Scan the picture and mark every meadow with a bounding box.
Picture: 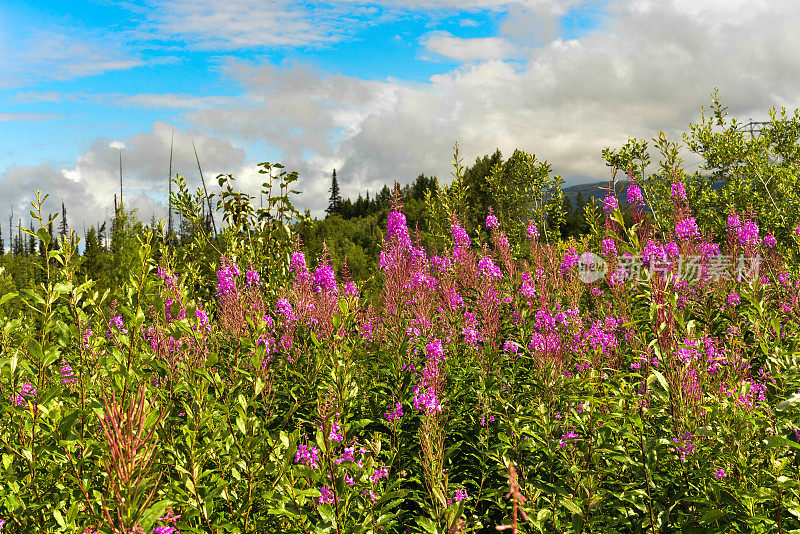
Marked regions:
[1,95,800,533]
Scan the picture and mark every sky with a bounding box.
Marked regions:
[2,0,800,241]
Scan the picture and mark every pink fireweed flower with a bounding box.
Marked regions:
[763,235,777,247]
[275,298,297,322]
[384,402,404,422]
[727,214,741,231]
[344,281,357,297]
[413,386,441,412]
[245,269,262,286]
[673,433,695,462]
[107,315,127,337]
[10,382,37,407]
[335,446,356,464]
[671,182,687,201]
[477,257,502,279]
[194,308,209,330]
[60,363,78,385]
[626,185,644,206]
[737,220,760,247]
[727,293,740,307]
[486,212,499,228]
[520,272,536,298]
[290,251,307,273]
[370,466,389,483]
[387,210,410,241]
[312,264,338,294]
[429,255,452,272]
[714,468,727,480]
[602,195,618,214]
[674,217,700,241]
[558,431,579,448]
[216,265,238,297]
[319,486,338,504]
[663,241,679,258]
[453,488,468,503]
[426,339,445,361]
[526,222,539,239]
[295,444,321,468]
[560,248,579,274]
[495,233,509,250]
[451,223,471,249]
[414,352,445,414]
[82,329,92,348]
[328,421,344,443]
[601,238,616,256]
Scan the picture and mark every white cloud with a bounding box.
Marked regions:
[118,93,236,109]
[6,0,800,224]
[421,32,516,61]
[0,29,143,89]
[0,112,65,122]
[0,123,248,236]
[138,0,556,49]
[179,0,800,218]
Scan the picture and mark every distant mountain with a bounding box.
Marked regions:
[561,176,725,206]
[562,181,629,206]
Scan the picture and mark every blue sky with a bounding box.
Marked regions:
[1,0,798,236]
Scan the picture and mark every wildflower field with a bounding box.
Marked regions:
[2,97,800,533]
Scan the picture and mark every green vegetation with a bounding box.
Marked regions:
[1,94,800,534]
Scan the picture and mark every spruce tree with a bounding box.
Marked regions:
[48,221,58,251]
[326,169,342,216]
[59,201,69,239]
[13,219,22,256]
[28,221,36,256]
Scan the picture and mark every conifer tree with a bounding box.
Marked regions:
[28,220,36,256]
[59,201,69,239]
[326,169,342,216]
[48,221,58,252]
[13,219,22,256]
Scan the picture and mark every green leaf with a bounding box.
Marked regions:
[561,497,584,517]
[651,369,669,393]
[139,500,172,530]
[27,339,44,361]
[416,516,440,534]
[53,509,66,528]
[765,436,800,450]
[700,508,726,524]
[777,392,800,412]
[0,292,17,307]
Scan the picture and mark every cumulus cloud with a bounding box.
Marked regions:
[0,112,65,122]
[0,30,144,89]
[421,32,516,61]
[5,0,800,225]
[180,0,800,218]
[0,123,248,238]
[138,0,546,49]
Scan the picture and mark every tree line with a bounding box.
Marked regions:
[0,147,613,301]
